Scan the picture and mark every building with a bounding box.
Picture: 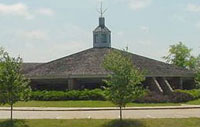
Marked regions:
[22,15,195,94]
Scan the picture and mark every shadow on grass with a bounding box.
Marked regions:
[104,120,146,127]
[0,120,29,127]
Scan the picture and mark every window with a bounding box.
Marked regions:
[101,34,107,43]
[94,34,98,43]
[109,35,111,43]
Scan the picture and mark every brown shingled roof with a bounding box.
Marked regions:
[24,48,195,79]
[22,63,43,73]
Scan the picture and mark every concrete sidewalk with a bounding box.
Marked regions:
[0,105,200,111]
[1,107,200,119]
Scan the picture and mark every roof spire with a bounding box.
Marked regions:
[97,2,107,17]
[93,1,111,48]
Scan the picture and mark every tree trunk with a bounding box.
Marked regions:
[11,103,13,121]
[120,106,122,121]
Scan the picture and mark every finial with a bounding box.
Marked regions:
[97,1,107,17]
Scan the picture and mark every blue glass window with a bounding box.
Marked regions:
[94,34,98,43]
[101,34,107,43]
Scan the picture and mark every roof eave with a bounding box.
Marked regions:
[27,73,195,80]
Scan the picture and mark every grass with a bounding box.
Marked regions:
[0,118,200,127]
[0,98,199,108]
[186,98,200,105]
[1,101,181,107]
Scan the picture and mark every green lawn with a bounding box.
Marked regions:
[1,99,200,108]
[186,99,200,105]
[0,119,200,127]
[1,100,181,107]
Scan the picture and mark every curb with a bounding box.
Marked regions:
[0,106,200,112]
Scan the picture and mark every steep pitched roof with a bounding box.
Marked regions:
[24,48,195,79]
[93,26,111,33]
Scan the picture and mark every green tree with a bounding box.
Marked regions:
[194,55,200,88]
[163,42,200,87]
[103,49,145,120]
[196,72,200,88]
[0,48,31,122]
[163,42,195,69]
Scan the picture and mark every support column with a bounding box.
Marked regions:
[68,79,80,90]
[68,79,75,90]
[163,77,173,92]
[152,77,163,93]
[179,77,183,89]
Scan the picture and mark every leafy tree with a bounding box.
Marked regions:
[163,42,195,69]
[196,72,200,88]
[195,55,200,88]
[0,48,31,121]
[163,42,200,88]
[103,49,145,120]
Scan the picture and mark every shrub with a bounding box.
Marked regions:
[30,89,107,101]
[30,89,200,102]
[169,91,194,103]
[175,89,200,99]
[135,90,195,103]
[135,92,170,103]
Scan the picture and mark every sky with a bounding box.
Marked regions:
[0,0,200,63]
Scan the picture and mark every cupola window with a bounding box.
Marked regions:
[101,34,107,43]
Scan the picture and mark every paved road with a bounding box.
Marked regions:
[0,108,200,119]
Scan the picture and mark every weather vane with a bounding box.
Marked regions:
[97,2,107,17]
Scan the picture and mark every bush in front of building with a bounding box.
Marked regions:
[135,90,195,103]
[30,89,200,102]
[175,89,200,100]
[30,89,107,101]
[134,92,170,103]
[169,91,194,103]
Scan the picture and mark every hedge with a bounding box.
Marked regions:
[135,90,196,103]
[30,89,200,102]
[169,91,194,103]
[175,89,200,99]
[30,89,107,101]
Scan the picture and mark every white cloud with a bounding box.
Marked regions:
[196,22,200,29]
[171,14,187,23]
[99,0,152,10]
[0,3,33,19]
[128,0,152,10]
[137,40,152,45]
[140,26,150,32]
[0,3,55,19]
[186,3,200,12]
[20,30,48,40]
[9,24,91,62]
[36,8,55,16]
